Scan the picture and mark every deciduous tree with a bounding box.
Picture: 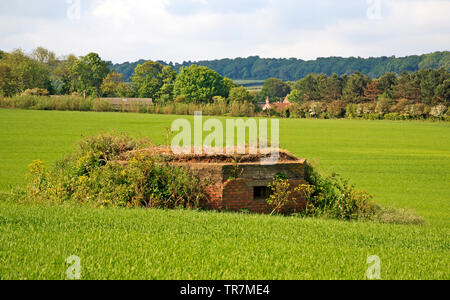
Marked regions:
[131,60,164,99]
[173,65,229,103]
[262,78,291,101]
[228,86,255,103]
[0,63,15,96]
[72,53,110,98]
[363,80,381,102]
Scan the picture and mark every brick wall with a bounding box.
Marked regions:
[203,178,308,214]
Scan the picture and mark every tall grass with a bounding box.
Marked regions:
[0,95,256,117]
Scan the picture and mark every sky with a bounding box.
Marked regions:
[0,0,449,64]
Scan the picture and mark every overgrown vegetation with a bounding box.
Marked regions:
[0,95,258,117]
[0,113,447,280]
[266,165,424,225]
[12,132,425,225]
[13,134,207,209]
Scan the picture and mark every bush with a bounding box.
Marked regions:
[384,113,405,121]
[327,100,346,118]
[302,164,424,224]
[21,88,50,96]
[345,103,358,119]
[303,165,376,220]
[266,174,293,215]
[15,133,207,209]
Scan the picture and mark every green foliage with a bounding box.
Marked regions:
[377,72,398,98]
[342,71,369,102]
[0,95,114,112]
[72,53,110,97]
[0,63,15,97]
[303,164,422,223]
[173,65,229,103]
[267,177,293,215]
[130,61,173,100]
[294,74,319,101]
[101,72,130,97]
[15,134,206,209]
[21,88,50,96]
[286,89,304,103]
[112,51,450,81]
[261,78,291,100]
[228,86,254,103]
[0,49,52,95]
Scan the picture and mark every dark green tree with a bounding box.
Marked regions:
[0,63,15,96]
[131,60,166,99]
[262,78,291,101]
[436,79,450,105]
[342,71,367,103]
[72,53,110,97]
[377,72,397,98]
[158,65,177,101]
[0,49,52,95]
[319,74,343,102]
[294,74,319,101]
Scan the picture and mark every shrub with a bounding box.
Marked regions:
[290,103,307,118]
[375,98,390,115]
[15,133,207,209]
[345,103,358,119]
[21,88,50,96]
[384,113,405,121]
[327,100,346,118]
[266,174,292,215]
[430,105,447,119]
[302,164,424,224]
[303,165,376,220]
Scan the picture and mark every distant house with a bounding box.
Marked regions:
[262,96,292,111]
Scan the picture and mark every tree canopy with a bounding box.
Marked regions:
[72,53,110,97]
[112,51,450,82]
[228,86,255,103]
[261,78,291,100]
[173,65,229,103]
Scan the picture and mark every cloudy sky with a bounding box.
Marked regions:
[0,0,449,63]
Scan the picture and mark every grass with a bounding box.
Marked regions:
[233,79,265,91]
[0,108,449,279]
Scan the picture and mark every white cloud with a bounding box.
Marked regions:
[0,0,448,63]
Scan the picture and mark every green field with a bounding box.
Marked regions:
[234,80,265,91]
[0,109,449,279]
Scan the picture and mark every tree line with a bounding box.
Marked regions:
[112,51,450,82]
[0,47,238,103]
[0,47,449,121]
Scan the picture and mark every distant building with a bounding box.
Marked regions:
[262,96,292,111]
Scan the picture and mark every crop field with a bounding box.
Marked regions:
[0,108,449,280]
[234,80,265,91]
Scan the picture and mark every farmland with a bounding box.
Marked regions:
[233,80,265,91]
[0,109,449,280]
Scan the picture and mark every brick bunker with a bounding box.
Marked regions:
[154,149,309,214]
